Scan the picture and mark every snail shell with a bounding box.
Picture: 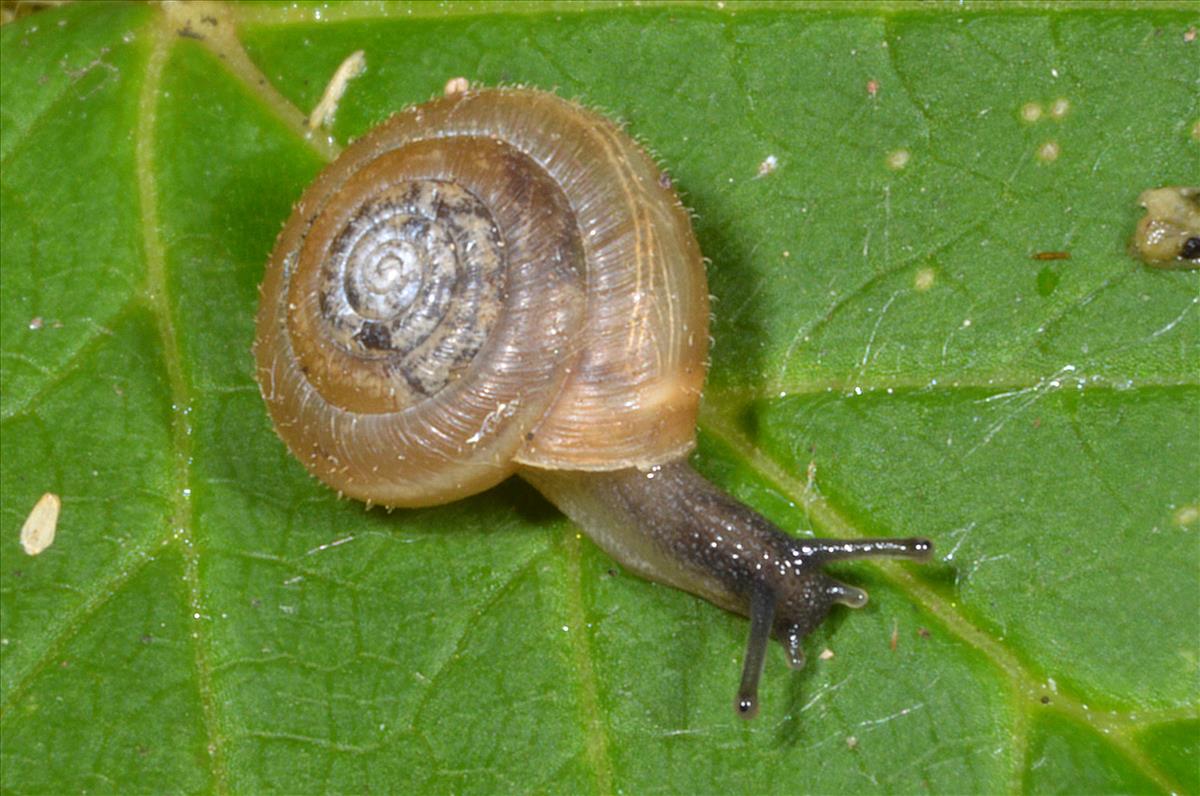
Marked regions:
[255,88,706,507]
[255,87,931,717]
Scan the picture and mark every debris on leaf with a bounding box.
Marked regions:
[308,50,366,130]
[20,492,60,555]
[444,76,470,96]
[1132,186,1200,269]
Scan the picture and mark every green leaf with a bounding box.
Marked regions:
[2,2,1197,792]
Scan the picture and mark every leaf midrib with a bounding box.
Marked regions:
[134,12,229,794]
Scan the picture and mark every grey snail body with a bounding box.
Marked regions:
[254,87,932,717]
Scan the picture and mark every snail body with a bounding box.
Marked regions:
[255,87,931,717]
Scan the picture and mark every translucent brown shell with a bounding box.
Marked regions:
[254,88,709,507]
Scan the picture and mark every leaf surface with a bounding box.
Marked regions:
[2,3,1197,793]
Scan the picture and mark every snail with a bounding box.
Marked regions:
[1132,186,1200,268]
[254,86,933,718]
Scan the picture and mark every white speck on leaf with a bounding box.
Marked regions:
[755,155,778,178]
[308,49,366,130]
[306,535,355,556]
[914,268,935,291]
[1037,140,1060,163]
[1172,504,1198,527]
[855,702,926,730]
[444,76,469,96]
[20,493,60,555]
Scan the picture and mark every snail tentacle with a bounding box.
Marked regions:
[736,584,776,720]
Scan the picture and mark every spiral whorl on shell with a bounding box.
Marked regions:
[255,88,708,507]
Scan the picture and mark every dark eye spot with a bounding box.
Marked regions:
[1181,237,1200,260]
